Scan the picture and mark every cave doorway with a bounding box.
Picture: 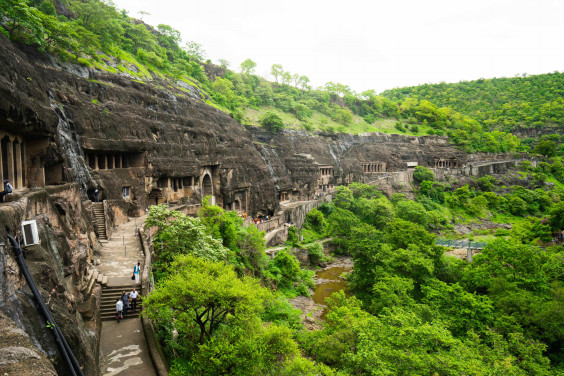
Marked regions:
[202,174,213,198]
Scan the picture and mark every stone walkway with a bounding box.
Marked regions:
[98,216,156,376]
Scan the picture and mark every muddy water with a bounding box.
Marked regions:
[311,263,352,318]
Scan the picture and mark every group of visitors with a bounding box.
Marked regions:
[115,288,139,322]
[115,262,142,322]
[252,215,270,225]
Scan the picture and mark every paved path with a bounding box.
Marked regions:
[98,216,156,376]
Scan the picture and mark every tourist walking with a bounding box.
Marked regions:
[121,291,130,317]
[133,261,141,284]
[94,188,100,202]
[130,288,138,312]
[0,179,13,202]
[116,298,123,323]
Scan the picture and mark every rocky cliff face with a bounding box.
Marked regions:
[0,33,470,373]
[0,34,465,218]
[0,185,99,375]
[250,129,465,201]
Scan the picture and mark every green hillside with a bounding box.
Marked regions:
[381,73,564,134]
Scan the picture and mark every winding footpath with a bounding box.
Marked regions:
[97,216,157,376]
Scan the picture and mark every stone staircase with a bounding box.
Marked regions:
[93,202,107,240]
[81,266,108,297]
[100,285,143,321]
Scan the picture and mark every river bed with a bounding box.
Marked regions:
[289,257,353,329]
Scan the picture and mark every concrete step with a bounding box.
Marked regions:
[100,298,143,305]
[102,285,138,293]
[100,298,143,312]
[102,312,141,321]
[101,295,143,303]
[100,305,143,313]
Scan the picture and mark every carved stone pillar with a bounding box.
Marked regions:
[0,140,3,186]
[6,138,14,185]
[15,142,22,189]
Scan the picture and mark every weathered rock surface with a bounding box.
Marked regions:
[0,185,99,375]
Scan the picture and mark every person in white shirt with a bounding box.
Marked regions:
[130,289,139,312]
[116,298,124,322]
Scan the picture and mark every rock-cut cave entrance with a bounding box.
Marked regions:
[202,174,213,198]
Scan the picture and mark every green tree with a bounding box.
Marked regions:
[144,254,268,344]
[0,0,45,46]
[259,111,284,132]
[413,166,435,183]
[394,199,429,227]
[304,208,326,234]
[534,140,557,157]
[184,40,205,60]
[549,201,564,231]
[144,205,229,279]
[271,64,283,84]
[240,58,257,75]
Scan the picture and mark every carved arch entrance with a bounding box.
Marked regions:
[202,173,213,198]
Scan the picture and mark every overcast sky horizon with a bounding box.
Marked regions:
[112,0,564,94]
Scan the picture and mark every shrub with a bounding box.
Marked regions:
[364,114,375,124]
[260,111,284,132]
[413,166,435,183]
[394,200,429,227]
[507,196,528,216]
[306,242,327,266]
[77,57,92,67]
[494,228,510,237]
[477,176,497,192]
[304,208,326,234]
[286,226,299,246]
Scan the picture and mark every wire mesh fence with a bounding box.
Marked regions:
[435,239,487,249]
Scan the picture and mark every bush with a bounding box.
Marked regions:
[364,114,375,124]
[507,196,528,216]
[260,111,284,132]
[286,226,299,246]
[494,228,510,237]
[77,57,92,67]
[477,176,497,192]
[394,200,429,227]
[306,242,327,266]
[304,208,327,234]
[413,166,435,183]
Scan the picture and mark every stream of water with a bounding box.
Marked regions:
[311,264,352,318]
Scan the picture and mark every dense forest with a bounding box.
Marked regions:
[6,0,563,154]
[382,73,564,134]
[141,158,564,375]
